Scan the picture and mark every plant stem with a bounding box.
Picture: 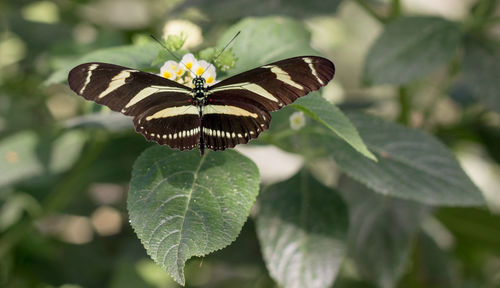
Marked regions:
[397,86,411,125]
[43,134,107,213]
[483,16,500,26]
[353,0,387,24]
[391,0,401,18]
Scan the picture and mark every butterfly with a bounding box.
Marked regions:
[68,56,335,155]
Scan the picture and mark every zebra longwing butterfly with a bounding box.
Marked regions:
[68,56,335,155]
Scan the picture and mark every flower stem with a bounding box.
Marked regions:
[353,0,387,24]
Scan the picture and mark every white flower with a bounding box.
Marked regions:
[192,60,217,86]
[289,111,306,130]
[180,53,197,72]
[203,63,217,86]
[160,53,217,87]
[159,60,177,80]
[162,20,202,49]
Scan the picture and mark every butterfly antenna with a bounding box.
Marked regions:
[214,31,240,61]
[150,34,196,76]
[200,31,240,78]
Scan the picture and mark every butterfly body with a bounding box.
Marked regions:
[68,56,335,155]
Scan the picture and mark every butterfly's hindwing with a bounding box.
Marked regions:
[201,102,271,150]
[134,111,201,151]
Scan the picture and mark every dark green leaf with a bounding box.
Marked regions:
[292,93,376,161]
[436,207,500,254]
[328,112,484,206]
[174,0,342,21]
[127,147,260,285]
[363,17,461,85]
[218,17,318,74]
[256,170,348,288]
[407,233,457,287]
[463,41,500,114]
[45,42,159,85]
[338,176,428,288]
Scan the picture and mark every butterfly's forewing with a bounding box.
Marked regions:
[203,56,335,150]
[68,62,200,150]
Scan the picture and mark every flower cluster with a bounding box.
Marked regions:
[159,53,217,87]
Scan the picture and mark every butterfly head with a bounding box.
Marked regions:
[192,77,206,91]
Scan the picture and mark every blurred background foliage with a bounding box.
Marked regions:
[1,0,500,287]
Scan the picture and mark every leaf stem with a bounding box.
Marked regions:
[397,86,411,125]
[353,0,387,24]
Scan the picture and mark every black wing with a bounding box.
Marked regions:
[202,56,335,150]
[68,62,200,151]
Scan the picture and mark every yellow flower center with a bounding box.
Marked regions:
[195,67,204,76]
[206,76,214,84]
[162,71,172,79]
[185,62,193,69]
[175,68,184,76]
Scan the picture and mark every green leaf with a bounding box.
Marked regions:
[327,112,484,206]
[338,176,428,288]
[256,170,348,288]
[45,42,159,85]
[218,17,318,74]
[463,41,500,114]
[127,147,260,285]
[363,17,461,85]
[292,93,376,161]
[0,130,86,188]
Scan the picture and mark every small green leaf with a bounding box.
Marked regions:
[292,93,376,161]
[338,176,428,288]
[127,147,260,285]
[198,47,217,62]
[363,17,461,85]
[327,112,484,206]
[213,49,237,72]
[463,41,500,114]
[0,132,40,188]
[49,130,88,173]
[45,42,159,85]
[64,113,133,132]
[218,17,318,74]
[164,33,186,51]
[256,170,348,288]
